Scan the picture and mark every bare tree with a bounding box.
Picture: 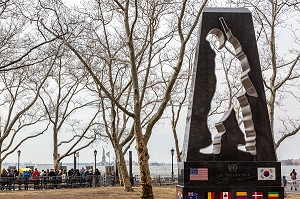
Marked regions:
[97,84,134,191]
[36,0,209,197]
[0,1,59,170]
[39,46,101,170]
[0,0,60,72]
[169,47,194,162]
[228,0,300,151]
[17,0,136,190]
[0,58,53,171]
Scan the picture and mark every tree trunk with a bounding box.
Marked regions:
[115,146,133,191]
[137,142,153,199]
[172,125,182,162]
[268,91,276,133]
[0,142,3,172]
[53,127,59,170]
[53,130,59,170]
[54,158,59,171]
[0,146,2,172]
[116,159,124,186]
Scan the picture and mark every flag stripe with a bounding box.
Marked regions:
[190,168,208,181]
[208,192,215,199]
[236,192,247,196]
[268,192,279,199]
[236,192,247,199]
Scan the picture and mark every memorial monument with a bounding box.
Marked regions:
[176,8,284,199]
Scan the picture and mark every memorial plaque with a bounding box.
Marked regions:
[177,7,284,199]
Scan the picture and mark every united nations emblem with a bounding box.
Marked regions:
[228,164,238,172]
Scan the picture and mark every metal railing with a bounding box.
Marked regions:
[0,175,114,190]
[133,175,178,186]
[0,174,177,191]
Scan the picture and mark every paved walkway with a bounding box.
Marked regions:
[286,182,300,194]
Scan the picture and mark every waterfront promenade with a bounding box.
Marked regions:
[286,182,300,194]
[0,186,175,199]
[0,186,299,199]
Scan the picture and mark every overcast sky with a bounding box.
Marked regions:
[2,1,300,168]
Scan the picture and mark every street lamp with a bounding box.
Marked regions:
[171,148,174,181]
[74,152,77,170]
[94,149,97,174]
[76,151,79,169]
[17,150,21,173]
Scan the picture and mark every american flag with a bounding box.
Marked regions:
[189,168,208,181]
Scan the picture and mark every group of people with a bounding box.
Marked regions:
[1,167,106,190]
[0,168,16,190]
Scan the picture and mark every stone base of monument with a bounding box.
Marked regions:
[176,161,284,199]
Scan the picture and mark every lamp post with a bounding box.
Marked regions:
[76,151,79,169]
[94,149,97,174]
[171,148,174,181]
[129,151,133,185]
[74,152,77,170]
[17,150,21,173]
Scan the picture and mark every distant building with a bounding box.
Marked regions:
[292,159,300,165]
[280,159,300,166]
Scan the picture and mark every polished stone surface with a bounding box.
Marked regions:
[178,161,282,187]
[181,7,276,162]
[178,7,282,199]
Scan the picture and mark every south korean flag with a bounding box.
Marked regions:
[257,167,276,180]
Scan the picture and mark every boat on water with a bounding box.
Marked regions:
[149,161,164,166]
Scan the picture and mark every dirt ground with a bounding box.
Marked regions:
[0,186,174,199]
[0,187,299,199]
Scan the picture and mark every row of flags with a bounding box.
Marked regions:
[184,167,279,199]
[189,167,276,181]
[181,191,280,199]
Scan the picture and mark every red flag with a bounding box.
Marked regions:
[220,192,231,199]
[252,192,263,199]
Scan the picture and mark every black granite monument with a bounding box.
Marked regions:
[176,8,284,199]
